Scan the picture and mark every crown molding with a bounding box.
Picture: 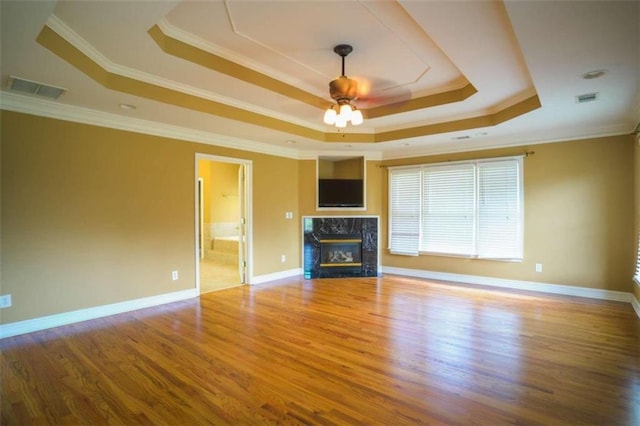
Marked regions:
[381,124,634,160]
[46,15,322,132]
[0,91,301,159]
[297,150,384,161]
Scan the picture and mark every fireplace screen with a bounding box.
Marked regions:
[320,238,362,267]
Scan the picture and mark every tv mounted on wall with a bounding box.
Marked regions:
[318,179,364,208]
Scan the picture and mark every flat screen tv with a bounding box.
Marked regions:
[318,179,364,208]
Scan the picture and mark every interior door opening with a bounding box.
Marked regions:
[196,155,251,294]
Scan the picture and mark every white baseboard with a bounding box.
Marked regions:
[382,266,636,306]
[250,268,302,285]
[0,288,198,339]
[4,269,637,340]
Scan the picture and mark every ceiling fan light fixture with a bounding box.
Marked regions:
[339,103,353,121]
[351,108,363,125]
[323,106,337,125]
[324,44,363,128]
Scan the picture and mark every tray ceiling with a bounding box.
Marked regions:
[1,1,637,158]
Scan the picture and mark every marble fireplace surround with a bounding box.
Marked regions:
[303,216,379,279]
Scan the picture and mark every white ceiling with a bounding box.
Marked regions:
[1,0,638,159]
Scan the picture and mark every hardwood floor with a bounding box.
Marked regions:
[2,275,639,425]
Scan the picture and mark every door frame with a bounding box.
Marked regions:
[195,153,253,293]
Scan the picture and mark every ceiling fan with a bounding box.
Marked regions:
[323,44,364,128]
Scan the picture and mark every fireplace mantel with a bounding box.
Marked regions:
[303,216,379,279]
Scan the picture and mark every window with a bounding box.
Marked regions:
[389,157,523,260]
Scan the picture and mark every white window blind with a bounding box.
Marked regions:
[388,157,523,260]
[389,168,421,255]
[422,164,475,255]
[477,160,522,259]
[634,233,640,284]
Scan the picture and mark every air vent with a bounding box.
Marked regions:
[576,92,599,104]
[7,76,67,99]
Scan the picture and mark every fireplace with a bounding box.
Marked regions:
[303,216,379,279]
[320,235,362,269]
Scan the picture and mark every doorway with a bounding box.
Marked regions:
[195,154,252,293]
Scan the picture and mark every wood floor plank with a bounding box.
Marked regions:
[1,275,639,425]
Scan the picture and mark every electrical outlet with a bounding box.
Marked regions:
[281,254,286,263]
[0,294,12,308]
[172,270,179,280]
[535,263,543,273]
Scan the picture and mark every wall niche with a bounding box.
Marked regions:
[317,156,365,210]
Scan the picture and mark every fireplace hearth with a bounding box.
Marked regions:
[303,217,378,279]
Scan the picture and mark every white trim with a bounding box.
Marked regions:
[0,92,388,161]
[0,289,198,339]
[382,266,634,303]
[195,154,253,291]
[46,16,321,132]
[250,268,302,285]
[381,126,633,161]
[0,92,300,159]
[298,150,383,161]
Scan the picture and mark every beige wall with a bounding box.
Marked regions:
[208,161,240,224]
[1,109,635,326]
[381,135,636,293]
[1,111,299,324]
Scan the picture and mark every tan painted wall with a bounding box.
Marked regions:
[209,161,240,224]
[0,111,299,324]
[2,110,634,325]
[333,158,364,179]
[252,154,300,272]
[381,135,636,293]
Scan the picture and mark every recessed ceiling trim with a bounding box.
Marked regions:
[324,95,541,143]
[37,24,325,141]
[37,21,541,145]
[48,15,298,123]
[366,83,477,118]
[148,23,480,119]
[157,18,319,95]
[148,24,329,110]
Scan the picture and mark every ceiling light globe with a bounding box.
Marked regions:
[335,116,347,128]
[323,108,337,125]
[339,103,353,121]
[351,109,363,125]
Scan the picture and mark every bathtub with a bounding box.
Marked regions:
[212,235,240,253]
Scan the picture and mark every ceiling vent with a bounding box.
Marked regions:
[7,76,67,99]
[576,92,599,104]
